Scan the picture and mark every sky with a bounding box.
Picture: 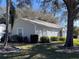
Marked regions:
[0,0,6,7]
[0,0,17,7]
[0,0,79,27]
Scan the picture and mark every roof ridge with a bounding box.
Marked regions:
[21,18,60,28]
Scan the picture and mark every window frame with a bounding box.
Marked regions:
[17,27,23,36]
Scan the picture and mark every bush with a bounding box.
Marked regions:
[30,34,38,43]
[1,35,29,43]
[50,36,58,41]
[40,36,49,43]
[73,35,77,38]
[23,36,29,43]
[59,37,65,41]
[1,34,11,43]
[11,35,23,43]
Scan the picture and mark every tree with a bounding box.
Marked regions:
[40,0,64,15]
[16,0,32,8]
[63,0,79,47]
[4,0,16,47]
[40,0,79,47]
[16,0,58,24]
[9,1,16,30]
[4,0,10,47]
[16,0,33,18]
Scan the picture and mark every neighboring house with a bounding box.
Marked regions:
[9,18,61,41]
[0,24,6,41]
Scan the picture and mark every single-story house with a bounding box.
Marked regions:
[0,18,61,42]
[8,18,61,41]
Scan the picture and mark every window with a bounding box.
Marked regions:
[43,29,47,36]
[17,27,23,36]
[47,31,52,36]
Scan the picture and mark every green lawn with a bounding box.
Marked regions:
[0,43,79,59]
[0,39,79,59]
[51,38,79,46]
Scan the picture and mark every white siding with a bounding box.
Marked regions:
[34,24,60,37]
[62,28,67,37]
[12,19,35,39]
[12,18,60,42]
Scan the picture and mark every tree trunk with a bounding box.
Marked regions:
[63,0,77,47]
[4,0,11,47]
[64,10,74,47]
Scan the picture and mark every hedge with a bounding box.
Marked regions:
[40,36,49,43]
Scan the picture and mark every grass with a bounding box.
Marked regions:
[0,43,79,59]
[51,38,79,46]
[73,39,79,46]
[16,44,33,49]
[0,38,79,59]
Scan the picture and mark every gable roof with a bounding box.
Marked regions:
[21,18,61,29]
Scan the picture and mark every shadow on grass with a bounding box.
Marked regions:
[25,44,79,59]
[0,44,79,59]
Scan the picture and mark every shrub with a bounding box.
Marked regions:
[1,34,11,43]
[50,36,58,41]
[1,35,29,43]
[23,36,29,43]
[59,37,65,41]
[11,35,23,43]
[30,34,38,43]
[73,35,77,38]
[40,36,49,43]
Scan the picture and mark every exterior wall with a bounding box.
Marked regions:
[62,28,67,37]
[12,19,35,40]
[12,19,60,42]
[34,24,60,37]
[0,24,6,41]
